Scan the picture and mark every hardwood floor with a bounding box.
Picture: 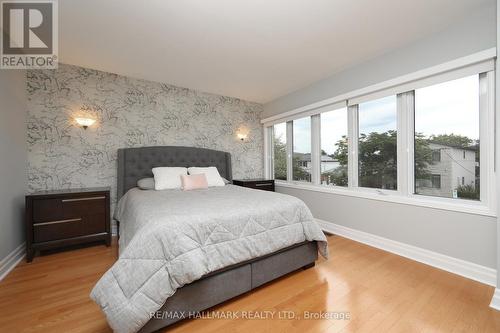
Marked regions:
[1,235,499,333]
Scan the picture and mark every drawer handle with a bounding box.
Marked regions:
[255,183,273,186]
[34,218,82,227]
[62,196,105,203]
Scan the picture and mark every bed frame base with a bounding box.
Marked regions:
[302,262,315,270]
[138,241,318,333]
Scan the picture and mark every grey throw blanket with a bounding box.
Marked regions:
[91,185,328,333]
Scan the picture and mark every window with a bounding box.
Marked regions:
[431,174,441,189]
[320,108,348,186]
[263,56,494,215]
[432,150,441,162]
[414,75,480,201]
[292,117,311,182]
[273,123,287,180]
[358,95,397,190]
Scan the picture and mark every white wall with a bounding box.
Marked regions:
[277,186,496,268]
[265,2,498,270]
[0,70,27,262]
[264,2,496,118]
[496,0,500,289]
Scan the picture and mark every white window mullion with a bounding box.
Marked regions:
[311,115,321,185]
[397,91,414,196]
[264,126,273,179]
[286,121,293,181]
[348,105,359,188]
[479,71,495,211]
[396,93,405,195]
[406,91,415,196]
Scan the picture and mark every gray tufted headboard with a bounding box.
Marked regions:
[117,146,232,198]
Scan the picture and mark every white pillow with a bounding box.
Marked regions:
[187,167,225,187]
[152,167,188,190]
[137,177,155,190]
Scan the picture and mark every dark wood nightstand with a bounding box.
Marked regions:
[25,187,111,262]
[232,179,275,192]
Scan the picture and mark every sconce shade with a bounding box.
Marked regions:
[237,133,247,141]
[75,117,96,129]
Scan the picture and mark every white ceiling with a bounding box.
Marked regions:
[59,0,491,103]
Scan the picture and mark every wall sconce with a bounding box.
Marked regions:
[236,127,249,141]
[237,132,248,141]
[75,117,96,130]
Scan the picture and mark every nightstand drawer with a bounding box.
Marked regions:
[250,182,274,191]
[33,196,106,222]
[33,199,63,222]
[33,217,83,243]
[62,196,106,218]
[84,214,106,235]
[232,179,275,192]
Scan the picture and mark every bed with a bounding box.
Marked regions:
[91,146,328,333]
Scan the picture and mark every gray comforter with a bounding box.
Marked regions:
[90,185,328,333]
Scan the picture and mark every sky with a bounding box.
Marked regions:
[415,74,479,140]
[293,117,311,154]
[274,122,286,144]
[358,95,397,140]
[276,74,480,154]
[321,108,347,155]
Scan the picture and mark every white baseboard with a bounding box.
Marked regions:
[490,288,500,310]
[317,219,497,287]
[0,242,25,282]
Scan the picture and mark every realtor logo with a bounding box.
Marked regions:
[1,0,58,69]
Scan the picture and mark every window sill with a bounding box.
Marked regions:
[275,181,496,217]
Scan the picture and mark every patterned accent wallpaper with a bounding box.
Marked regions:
[27,63,263,208]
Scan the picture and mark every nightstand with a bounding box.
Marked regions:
[232,179,275,192]
[25,187,111,262]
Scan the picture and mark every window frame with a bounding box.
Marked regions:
[431,174,441,189]
[263,55,496,217]
[268,123,288,181]
[432,150,441,162]
[406,71,495,210]
[291,116,313,183]
[318,107,348,187]
[355,94,399,192]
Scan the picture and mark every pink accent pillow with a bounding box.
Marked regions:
[181,173,208,191]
